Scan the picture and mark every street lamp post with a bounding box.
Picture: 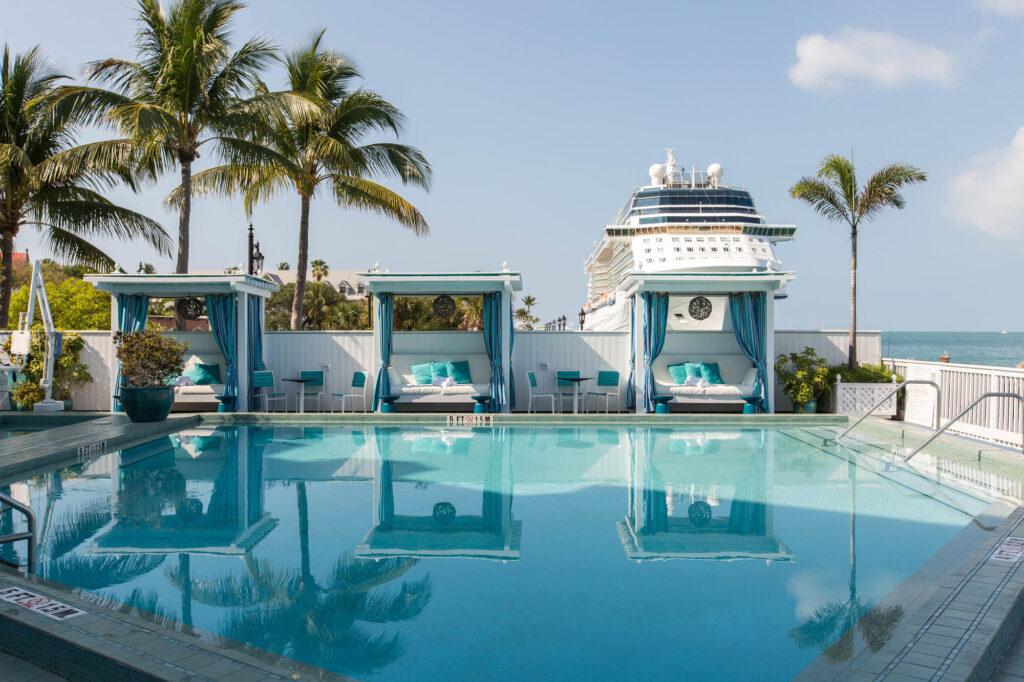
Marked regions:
[578,308,586,331]
[247,223,265,276]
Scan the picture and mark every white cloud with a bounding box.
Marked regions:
[976,0,1024,16]
[788,27,958,92]
[947,127,1024,237]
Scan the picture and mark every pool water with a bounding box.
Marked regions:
[0,424,991,680]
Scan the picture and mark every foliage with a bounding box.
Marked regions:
[310,259,328,282]
[9,379,44,409]
[114,330,188,387]
[17,330,92,400]
[790,155,926,369]
[827,363,901,385]
[515,294,539,329]
[0,45,170,327]
[775,347,830,407]
[277,262,290,270]
[183,30,431,329]
[393,296,482,331]
[8,277,111,330]
[264,282,369,330]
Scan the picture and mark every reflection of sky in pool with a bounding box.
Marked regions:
[1,425,988,680]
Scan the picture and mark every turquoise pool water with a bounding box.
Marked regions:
[0,424,990,680]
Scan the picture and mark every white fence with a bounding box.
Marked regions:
[3,328,882,413]
[885,358,1024,447]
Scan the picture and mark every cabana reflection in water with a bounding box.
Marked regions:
[2,423,988,680]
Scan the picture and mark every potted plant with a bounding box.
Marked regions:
[9,379,44,411]
[824,363,904,419]
[17,330,93,411]
[114,330,188,423]
[775,347,830,414]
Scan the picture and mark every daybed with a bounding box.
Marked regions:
[651,353,758,408]
[171,354,226,412]
[386,354,492,406]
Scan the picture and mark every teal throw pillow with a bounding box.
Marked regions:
[410,362,434,385]
[667,364,689,384]
[683,362,703,379]
[446,360,472,384]
[700,362,723,385]
[430,361,449,381]
[184,363,221,386]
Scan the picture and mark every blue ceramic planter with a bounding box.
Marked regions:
[120,385,175,423]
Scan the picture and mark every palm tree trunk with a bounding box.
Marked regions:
[848,227,857,371]
[290,194,311,330]
[174,158,192,331]
[0,229,14,329]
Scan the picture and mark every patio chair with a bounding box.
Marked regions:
[555,370,581,412]
[332,371,368,413]
[526,371,557,414]
[300,369,326,412]
[586,370,620,413]
[253,370,287,412]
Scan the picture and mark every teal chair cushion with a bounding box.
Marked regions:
[446,360,472,384]
[410,362,434,385]
[667,364,689,384]
[700,362,724,385]
[183,363,221,386]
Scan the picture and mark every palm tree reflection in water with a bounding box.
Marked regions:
[789,460,903,663]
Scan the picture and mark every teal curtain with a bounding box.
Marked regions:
[641,293,669,412]
[113,294,150,410]
[508,301,516,410]
[375,427,395,528]
[205,294,238,405]
[482,292,506,412]
[626,295,636,409]
[246,295,265,411]
[639,433,667,535]
[729,292,768,412]
[372,294,394,411]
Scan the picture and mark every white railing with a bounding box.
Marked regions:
[885,358,1024,447]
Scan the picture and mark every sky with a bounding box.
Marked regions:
[7,0,1024,331]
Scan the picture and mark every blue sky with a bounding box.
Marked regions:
[7,0,1024,331]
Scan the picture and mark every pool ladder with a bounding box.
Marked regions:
[824,380,942,446]
[0,491,35,573]
[903,392,1024,462]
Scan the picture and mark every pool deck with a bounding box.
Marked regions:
[2,411,1024,680]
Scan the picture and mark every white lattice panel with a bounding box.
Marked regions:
[835,382,897,416]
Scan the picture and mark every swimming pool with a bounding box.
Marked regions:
[0,423,995,680]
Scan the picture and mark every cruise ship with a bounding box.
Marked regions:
[582,150,797,331]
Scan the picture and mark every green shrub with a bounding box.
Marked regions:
[114,330,188,387]
[775,347,831,408]
[10,380,44,409]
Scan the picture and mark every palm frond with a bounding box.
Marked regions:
[790,177,851,225]
[329,174,430,235]
[857,163,927,222]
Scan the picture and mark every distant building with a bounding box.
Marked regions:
[260,269,369,300]
[3,251,30,266]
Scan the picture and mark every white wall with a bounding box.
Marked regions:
[12,328,882,412]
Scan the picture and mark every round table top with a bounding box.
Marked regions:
[559,377,593,383]
[283,377,315,383]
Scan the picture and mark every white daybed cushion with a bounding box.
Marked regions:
[174,383,224,396]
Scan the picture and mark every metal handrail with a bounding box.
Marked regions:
[0,491,36,572]
[825,380,942,445]
[904,392,1024,462]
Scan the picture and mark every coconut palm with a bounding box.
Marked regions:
[186,30,431,329]
[56,0,276,328]
[310,258,328,282]
[0,45,170,327]
[521,295,537,316]
[790,156,926,369]
[277,261,290,270]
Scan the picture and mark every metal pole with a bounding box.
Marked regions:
[904,392,1024,462]
[827,379,942,445]
[247,223,255,276]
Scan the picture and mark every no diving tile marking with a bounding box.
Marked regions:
[992,537,1024,563]
[0,586,86,621]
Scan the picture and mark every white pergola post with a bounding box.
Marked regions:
[501,286,512,413]
[237,292,250,411]
[633,295,647,414]
[765,290,776,414]
[370,293,382,412]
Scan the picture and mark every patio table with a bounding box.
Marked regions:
[282,377,315,413]
[560,377,593,414]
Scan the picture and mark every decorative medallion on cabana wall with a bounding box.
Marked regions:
[667,295,729,331]
[432,295,456,319]
[176,297,205,320]
[688,296,712,321]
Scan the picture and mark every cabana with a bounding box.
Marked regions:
[623,271,794,413]
[85,274,277,411]
[360,268,522,413]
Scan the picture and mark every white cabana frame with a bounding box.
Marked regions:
[85,274,278,412]
[360,270,523,413]
[623,271,795,414]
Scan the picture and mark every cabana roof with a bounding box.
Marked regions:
[85,273,277,298]
[360,270,523,295]
[622,271,794,296]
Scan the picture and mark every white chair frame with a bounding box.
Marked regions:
[526,371,558,414]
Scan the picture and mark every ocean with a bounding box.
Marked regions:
[882,331,1024,368]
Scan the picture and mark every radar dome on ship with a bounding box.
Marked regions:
[707,163,723,187]
[648,163,666,185]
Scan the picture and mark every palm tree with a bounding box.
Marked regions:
[790,155,926,369]
[277,261,290,270]
[58,0,276,328]
[310,258,328,282]
[0,46,170,326]
[521,295,537,316]
[187,30,431,329]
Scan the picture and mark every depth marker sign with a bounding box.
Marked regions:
[991,537,1024,563]
[0,586,86,621]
